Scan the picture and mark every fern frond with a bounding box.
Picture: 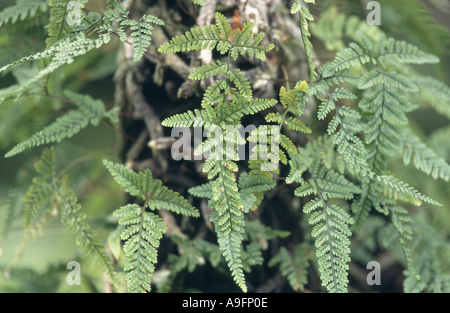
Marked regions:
[291,0,317,83]
[127,14,164,62]
[0,190,24,247]
[238,172,276,194]
[378,35,440,65]
[230,22,275,61]
[22,148,118,286]
[312,68,360,96]
[226,68,252,99]
[3,33,106,102]
[147,183,199,217]
[59,187,117,287]
[296,182,354,293]
[411,75,450,120]
[5,90,118,157]
[322,42,372,77]
[0,0,48,27]
[104,160,198,292]
[188,182,213,199]
[158,13,231,54]
[161,108,217,128]
[279,81,308,111]
[96,1,163,62]
[401,131,450,181]
[377,175,441,206]
[221,98,277,123]
[268,244,310,292]
[314,169,361,200]
[46,0,88,47]
[208,160,247,292]
[189,60,227,80]
[22,177,54,230]
[114,204,166,293]
[0,46,57,75]
[286,135,335,184]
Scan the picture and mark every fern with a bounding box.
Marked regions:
[268,244,311,292]
[46,0,84,47]
[295,169,359,293]
[159,12,278,292]
[1,0,450,294]
[5,90,119,157]
[5,148,117,286]
[0,0,48,28]
[103,160,199,292]
[99,0,164,62]
[291,0,317,83]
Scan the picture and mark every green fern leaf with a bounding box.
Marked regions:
[377,175,442,206]
[378,35,440,64]
[157,13,231,54]
[5,90,118,157]
[322,42,372,77]
[401,131,450,181]
[104,161,198,292]
[114,204,166,293]
[46,0,89,47]
[268,244,310,291]
[0,0,48,27]
[188,182,213,199]
[60,187,117,287]
[296,184,354,293]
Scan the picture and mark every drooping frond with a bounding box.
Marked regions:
[113,204,166,293]
[296,172,357,293]
[208,160,247,292]
[5,90,119,157]
[16,148,118,286]
[377,175,442,206]
[59,186,118,287]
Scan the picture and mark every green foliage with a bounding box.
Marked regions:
[100,0,164,62]
[291,0,317,83]
[1,0,449,294]
[160,12,279,292]
[1,148,117,287]
[268,244,311,292]
[103,161,199,292]
[5,90,119,157]
[0,0,47,28]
